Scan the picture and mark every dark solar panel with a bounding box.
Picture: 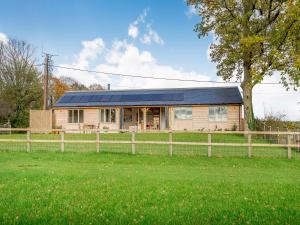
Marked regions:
[60,93,184,104]
[59,95,72,103]
[89,95,101,102]
[54,87,243,107]
[110,95,121,102]
[119,93,183,102]
[69,96,80,103]
[102,95,111,102]
[79,95,90,103]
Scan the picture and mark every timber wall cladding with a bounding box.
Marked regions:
[172,105,240,131]
[54,106,241,131]
[54,108,120,130]
[30,110,52,130]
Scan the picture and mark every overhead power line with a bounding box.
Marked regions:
[36,63,286,85]
[54,65,239,84]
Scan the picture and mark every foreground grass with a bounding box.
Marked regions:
[0,152,299,224]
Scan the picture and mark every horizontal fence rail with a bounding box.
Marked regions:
[1,127,300,135]
[0,128,299,159]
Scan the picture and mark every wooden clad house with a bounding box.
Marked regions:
[53,87,243,131]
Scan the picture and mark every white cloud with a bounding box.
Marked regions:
[127,8,163,45]
[57,37,212,90]
[99,40,210,89]
[77,38,105,68]
[128,24,139,39]
[128,8,149,40]
[0,32,8,44]
[140,25,164,45]
[134,8,149,25]
[185,5,197,18]
[57,38,105,85]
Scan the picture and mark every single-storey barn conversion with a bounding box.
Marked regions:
[53,86,243,131]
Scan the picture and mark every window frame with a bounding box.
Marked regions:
[208,106,228,122]
[68,109,84,124]
[174,107,193,120]
[99,108,116,123]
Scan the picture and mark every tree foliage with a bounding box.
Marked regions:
[88,83,104,91]
[0,39,43,127]
[60,76,88,91]
[188,0,300,130]
[48,77,70,107]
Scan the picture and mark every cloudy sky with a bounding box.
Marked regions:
[0,0,299,120]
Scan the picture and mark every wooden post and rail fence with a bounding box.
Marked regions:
[0,128,299,159]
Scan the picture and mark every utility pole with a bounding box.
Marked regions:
[42,53,57,110]
[43,54,49,110]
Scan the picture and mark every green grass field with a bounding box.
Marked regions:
[0,152,299,224]
[0,132,299,159]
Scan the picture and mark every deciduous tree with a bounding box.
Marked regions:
[0,39,42,127]
[188,0,300,130]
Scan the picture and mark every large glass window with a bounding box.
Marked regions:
[68,109,84,123]
[174,107,192,120]
[100,108,116,123]
[209,106,228,122]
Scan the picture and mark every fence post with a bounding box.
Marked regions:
[247,133,252,158]
[287,134,292,160]
[96,130,100,153]
[26,130,31,152]
[131,131,136,155]
[263,122,266,139]
[60,131,65,153]
[168,130,173,156]
[208,133,212,157]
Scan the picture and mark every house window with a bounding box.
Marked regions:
[100,108,116,123]
[68,109,84,123]
[209,106,228,122]
[174,107,192,120]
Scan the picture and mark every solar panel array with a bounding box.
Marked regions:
[59,93,184,104]
[54,87,243,107]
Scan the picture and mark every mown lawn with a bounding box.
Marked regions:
[0,152,299,225]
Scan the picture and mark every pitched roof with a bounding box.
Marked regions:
[53,86,243,108]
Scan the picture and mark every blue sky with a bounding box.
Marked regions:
[0,0,214,75]
[0,0,299,120]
